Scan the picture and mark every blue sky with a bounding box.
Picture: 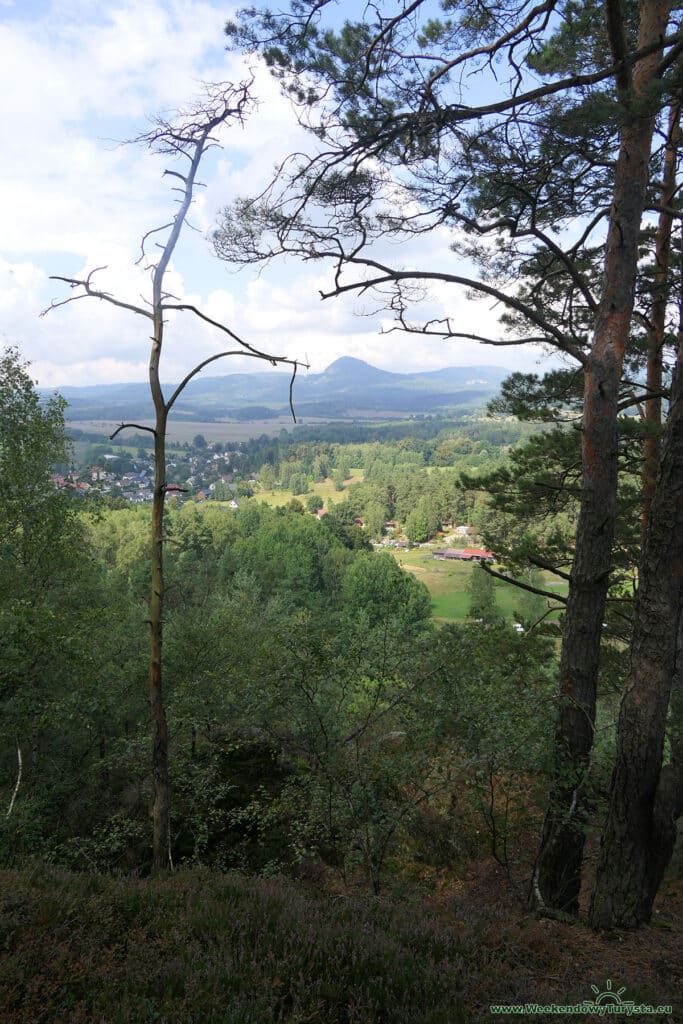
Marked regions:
[1,0,557,388]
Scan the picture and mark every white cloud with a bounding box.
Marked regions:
[1,0,556,390]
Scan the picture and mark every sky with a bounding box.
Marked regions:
[0,0,560,391]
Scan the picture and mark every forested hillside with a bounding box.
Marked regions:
[2,345,681,1020]
[3,351,554,881]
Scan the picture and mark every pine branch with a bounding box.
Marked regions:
[480,560,568,604]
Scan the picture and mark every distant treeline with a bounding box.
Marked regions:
[67,427,155,448]
[240,417,537,472]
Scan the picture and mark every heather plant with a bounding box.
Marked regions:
[0,865,468,1023]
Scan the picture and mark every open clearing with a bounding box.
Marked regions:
[256,472,364,508]
[390,546,567,623]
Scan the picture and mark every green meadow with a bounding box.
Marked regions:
[256,472,364,508]
[391,547,567,624]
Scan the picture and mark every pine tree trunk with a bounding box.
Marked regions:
[641,101,680,546]
[671,612,683,804]
[590,343,683,928]
[535,0,671,913]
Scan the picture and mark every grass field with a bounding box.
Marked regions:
[391,546,567,624]
[256,472,364,508]
[391,549,477,622]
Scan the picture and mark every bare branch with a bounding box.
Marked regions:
[162,170,187,183]
[526,605,566,632]
[528,556,572,581]
[42,270,153,320]
[382,319,553,349]
[289,359,299,423]
[415,28,683,128]
[480,560,569,604]
[6,738,22,818]
[646,203,683,219]
[161,301,288,361]
[420,0,558,101]
[136,223,174,266]
[110,422,157,440]
[618,388,670,412]
[316,253,588,363]
[165,350,306,414]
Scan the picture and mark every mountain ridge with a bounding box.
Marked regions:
[47,357,509,421]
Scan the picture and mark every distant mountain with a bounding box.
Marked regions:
[312,356,398,388]
[49,357,509,422]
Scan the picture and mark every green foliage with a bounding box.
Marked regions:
[405,496,440,543]
[230,612,442,892]
[342,551,432,633]
[488,369,586,422]
[430,622,557,872]
[467,565,497,622]
[363,498,386,538]
[511,568,548,624]
[0,387,564,896]
[305,492,324,513]
[0,350,149,868]
[0,346,69,536]
[258,461,277,490]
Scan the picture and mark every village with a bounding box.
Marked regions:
[49,436,496,563]
[50,438,250,506]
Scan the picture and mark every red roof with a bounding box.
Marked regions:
[439,547,494,560]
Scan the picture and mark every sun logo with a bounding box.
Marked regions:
[585,979,634,1009]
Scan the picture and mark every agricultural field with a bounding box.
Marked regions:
[67,416,315,445]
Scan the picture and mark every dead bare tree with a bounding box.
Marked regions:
[42,81,304,870]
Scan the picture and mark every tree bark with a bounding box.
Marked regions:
[536,0,671,914]
[671,611,683,811]
[590,341,683,928]
[641,100,681,546]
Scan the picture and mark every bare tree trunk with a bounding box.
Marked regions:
[535,0,671,914]
[42,82,299,871]
[590,342,683,928]
[145,120,218,870]
[667,612,683,876]
[150,403,170,870]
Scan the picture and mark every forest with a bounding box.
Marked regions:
[2,0,683,1021]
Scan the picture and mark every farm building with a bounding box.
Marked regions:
[433,548,494,562]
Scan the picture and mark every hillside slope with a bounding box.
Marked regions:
[1,864,679,1023]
